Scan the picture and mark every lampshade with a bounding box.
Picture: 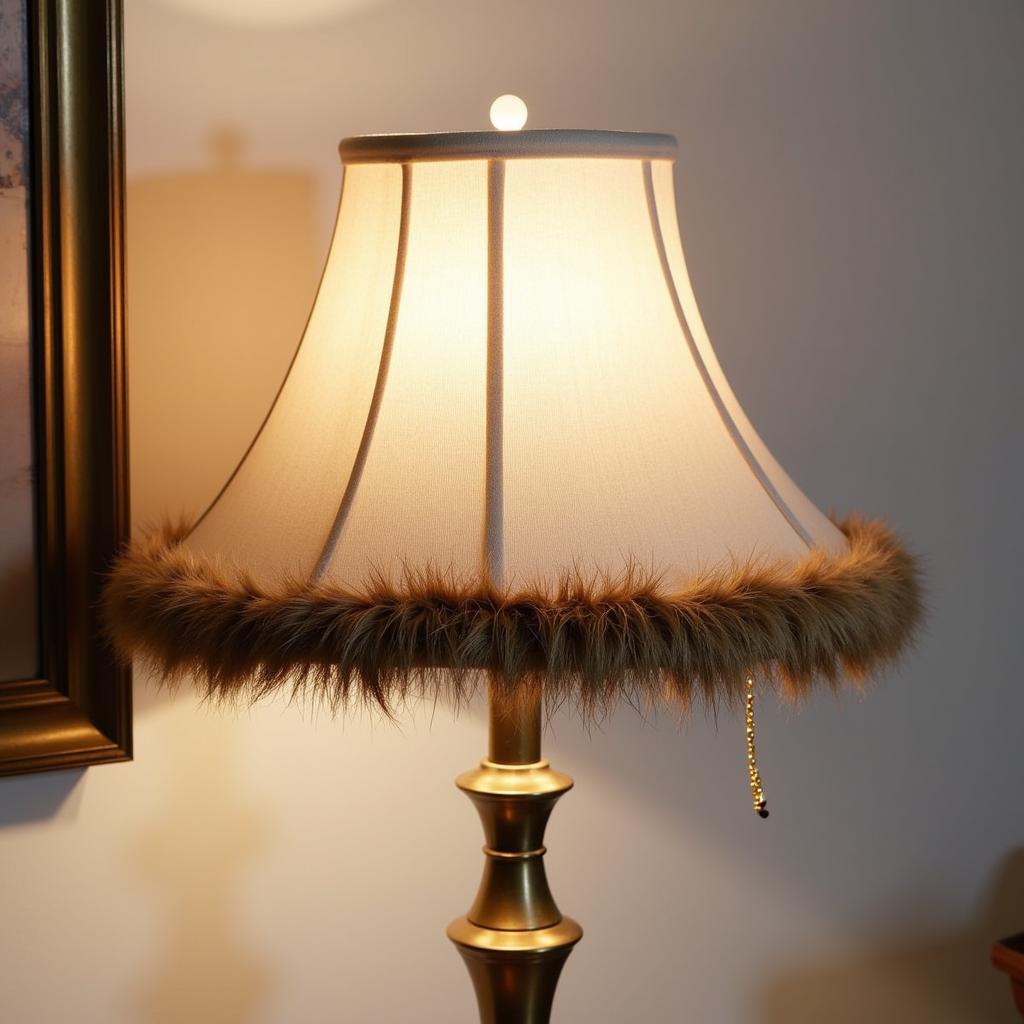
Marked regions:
[105,130,920,710]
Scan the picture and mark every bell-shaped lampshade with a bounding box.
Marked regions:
[187,131,842,589]
[105,130,919,708]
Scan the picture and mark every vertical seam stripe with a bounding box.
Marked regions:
[310,161,414,582]
[483,159,506,586]
[642,159,814,549]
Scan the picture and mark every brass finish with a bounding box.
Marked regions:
[449,918,582,1024]
[488,690,542,765]
[448,917,584,954]
[448,687,582,1023]
[0,0,131,775]
[459,760,568,932]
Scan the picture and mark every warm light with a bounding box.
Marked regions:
[489,95,528,132]
[155,0,383,26]
[187,137,845,588]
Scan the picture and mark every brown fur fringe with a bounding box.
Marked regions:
[101,517,922,716]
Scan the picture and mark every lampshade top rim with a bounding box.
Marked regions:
[339,130,678,164]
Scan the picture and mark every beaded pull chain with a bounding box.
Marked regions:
[745,676,770,819]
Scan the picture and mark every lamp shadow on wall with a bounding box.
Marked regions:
[127,128,321,711]
[127,127,320,547]
[121,132,320,1021]
[758,847,1024,1024]
[126,716,275,1023]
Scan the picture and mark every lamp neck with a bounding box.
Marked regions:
[487,682,542,765]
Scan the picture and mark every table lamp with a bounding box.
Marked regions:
[105,98,921,1023]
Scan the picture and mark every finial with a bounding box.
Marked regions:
[489,94,528,131]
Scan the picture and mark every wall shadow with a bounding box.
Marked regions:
[127,128,320,716]
[149,0,395,30]
[0,768,84,827]
[757,849,1024,1024]
[126,718,276,1023]
[118,141,311,1015]
[127,127,320,531]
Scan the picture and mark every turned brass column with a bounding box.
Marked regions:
[447,686,582,1023]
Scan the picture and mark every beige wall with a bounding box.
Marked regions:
[2,1,1023,1021]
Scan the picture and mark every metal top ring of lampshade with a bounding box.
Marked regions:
[338,129,679,163]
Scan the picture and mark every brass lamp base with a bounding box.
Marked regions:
[448,690,582,1023]
[448,916,582,1024]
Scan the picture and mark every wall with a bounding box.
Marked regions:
[2,1,1023,1021]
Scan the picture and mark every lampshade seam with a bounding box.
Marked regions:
[642,159,815,550]
[483,159,506,587]
[309,162,413,582]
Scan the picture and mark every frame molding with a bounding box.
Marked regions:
[0,0,130,775]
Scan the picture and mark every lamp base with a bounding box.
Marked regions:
[448,691,581,1023]
[448,916,582,1024]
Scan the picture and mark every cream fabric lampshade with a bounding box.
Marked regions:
[186,130,844,591]
[105,129,918,710]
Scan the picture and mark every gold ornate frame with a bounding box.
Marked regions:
[0,0,130,775]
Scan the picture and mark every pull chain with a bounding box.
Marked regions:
[745,676,769,819]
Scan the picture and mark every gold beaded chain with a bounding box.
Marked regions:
[745,676,770,818]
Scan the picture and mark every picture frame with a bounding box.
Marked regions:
[0,0,130,775]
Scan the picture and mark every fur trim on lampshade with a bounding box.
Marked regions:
[102,516,922,715]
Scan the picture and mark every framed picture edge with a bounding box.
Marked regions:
[0,0,131,777]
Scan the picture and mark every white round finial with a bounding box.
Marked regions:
[489,94,528,132]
